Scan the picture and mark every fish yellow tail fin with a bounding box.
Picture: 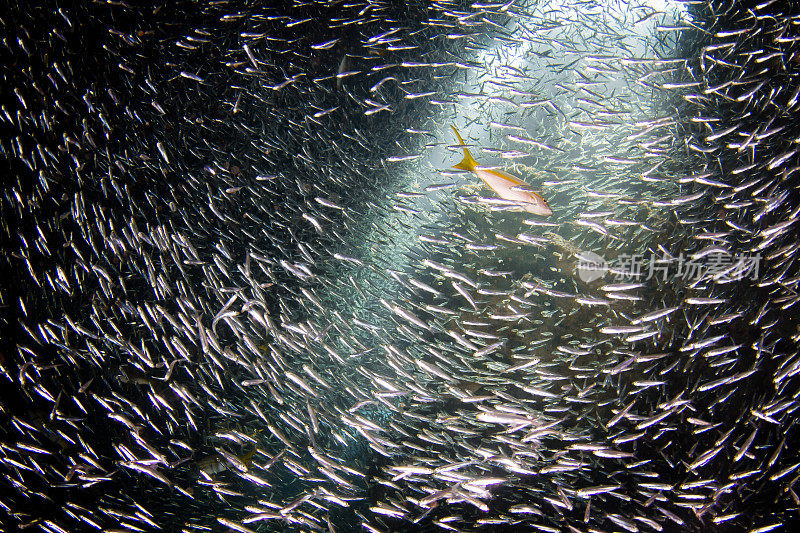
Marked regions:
[240,447,257,465]
[451,125,478,172]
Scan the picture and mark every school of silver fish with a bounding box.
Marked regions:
[1,0,799,532]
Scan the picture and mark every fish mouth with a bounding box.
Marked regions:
[522,202,552,216]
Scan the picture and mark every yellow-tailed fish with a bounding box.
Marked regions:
[194,446,257,478]
[450,126,552,216]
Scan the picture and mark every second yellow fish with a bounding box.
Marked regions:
[451,126,552,216]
